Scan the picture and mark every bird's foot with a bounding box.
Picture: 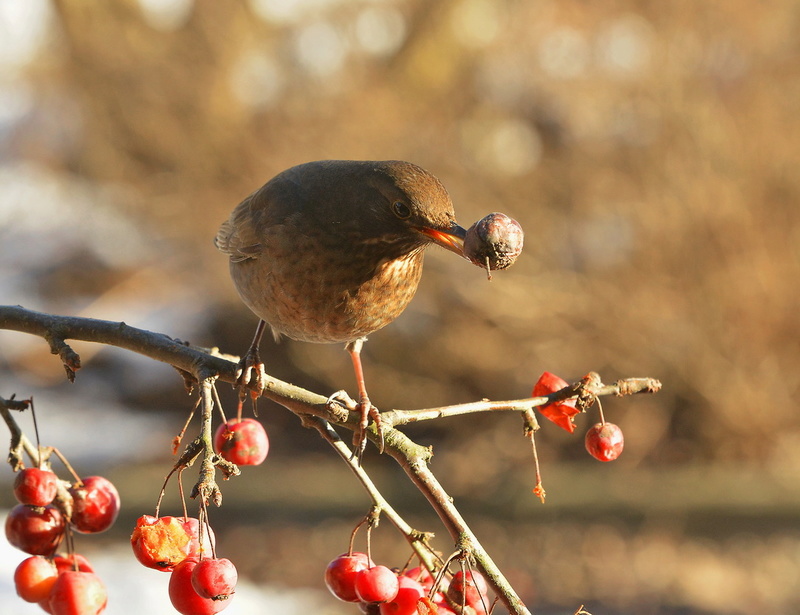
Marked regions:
[234,347,267,413]
[352,395,384,461]
[327,391,384,461]
[326,390,357,421]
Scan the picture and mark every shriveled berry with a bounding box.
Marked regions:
[585,422,624,461]
[532,371,579,433]
[464,212,524,271]
[13,468,59,507]
[448,570,489,613]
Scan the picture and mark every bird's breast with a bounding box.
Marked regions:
[229,241,425,344]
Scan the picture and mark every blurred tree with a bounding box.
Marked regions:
[3,0,800,612]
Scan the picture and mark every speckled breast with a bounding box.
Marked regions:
[230,246,425,344]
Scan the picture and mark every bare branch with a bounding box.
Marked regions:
[0,305,662,615]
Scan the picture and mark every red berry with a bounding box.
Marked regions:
[585,422,624,461]
[214,418,269,466]
[13,468,59,507]
[169,559,229,615]
[5,504,65,556]
[131,515,214,571]
[69,476,120,533]
[324,552,373,602]
[355,565,400,604]
[191,557,238,600]
[14,556,58,603]
[448,570,489,613]
[48,570,107,615]
[54,553,95,574]
[403,566,436,592]
[379,575,425,615]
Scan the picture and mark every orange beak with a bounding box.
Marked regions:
[418,224,467,259]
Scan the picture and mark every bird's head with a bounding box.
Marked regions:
[368,161,468,259]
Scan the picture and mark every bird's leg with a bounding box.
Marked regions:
[346,337,384,458]
[235,320,268,413]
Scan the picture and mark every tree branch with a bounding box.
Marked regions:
[0,305,661,615]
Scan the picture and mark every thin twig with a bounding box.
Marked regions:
[0,305,663,615]
[0,396,40,470]
[308,416,440,572]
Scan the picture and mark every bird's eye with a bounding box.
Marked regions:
[392,201,412,219]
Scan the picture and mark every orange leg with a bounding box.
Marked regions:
[346,338,384,458]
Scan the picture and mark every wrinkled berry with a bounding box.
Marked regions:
[464,213,524,271]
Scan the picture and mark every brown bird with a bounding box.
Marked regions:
[215,160,467,455]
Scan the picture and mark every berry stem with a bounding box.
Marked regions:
[63,523,76,568]
[432,552,458,599]
[347,516,367,556]
[172,396,200,455]
[530,437,545,504]
[198,497,217,560]
[50,447,82,485]
[522,409,545,502]
[212,383,229,426]
[365,524,373,565]
[28,397,44,468]
[178,467,189,519]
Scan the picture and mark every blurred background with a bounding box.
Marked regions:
[1,0,799,613]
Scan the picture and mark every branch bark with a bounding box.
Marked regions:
[0,305,661,615]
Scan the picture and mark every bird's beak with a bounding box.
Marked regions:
[418,223,467,258]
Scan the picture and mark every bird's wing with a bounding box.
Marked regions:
[214,192,266,263]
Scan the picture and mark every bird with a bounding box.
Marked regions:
[215,160,468,455]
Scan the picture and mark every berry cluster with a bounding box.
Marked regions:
[325,553,491,615]
[5,360,638,615]
[7,466,120,614]
[131,514,236,614]
[127,413,268,614]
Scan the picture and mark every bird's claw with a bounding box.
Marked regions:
[351,396,384,462]
[325,390,356,421]
[235,349,267,413]
[326,391,384,460]
[327,389,358,411]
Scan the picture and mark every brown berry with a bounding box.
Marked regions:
[464,212,524,271]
